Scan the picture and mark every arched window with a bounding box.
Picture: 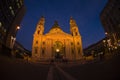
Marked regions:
[34,47,38,54]
[78,47,80,54]
[42,48,45,56]
[75,32,78,36]
[36,41,38,44]
[37,30,40,34]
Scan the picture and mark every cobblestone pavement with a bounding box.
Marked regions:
[0,54,120,80]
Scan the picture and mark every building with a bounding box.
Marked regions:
[13,41,31,59]
[100,0,120,47]
[83,37,119,60]
[84,38,105,56]
[83,38,106,61]
[32,16,83,61]
[0,0,26,53]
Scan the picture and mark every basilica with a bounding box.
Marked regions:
[32,16,83,61]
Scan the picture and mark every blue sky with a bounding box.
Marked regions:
[16,0,108,51]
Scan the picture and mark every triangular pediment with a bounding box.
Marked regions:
[45,28,72,38]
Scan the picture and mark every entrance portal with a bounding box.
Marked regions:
[55,49,63,59]
[53,41,64,60]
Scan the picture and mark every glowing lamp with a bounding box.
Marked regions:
[17,26,20,30]
[105,32,108,35]
[56,49,60,52]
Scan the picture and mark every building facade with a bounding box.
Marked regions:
[13,41,31,59]
[83,38,105,59]
[0,0,26,52]
[100,0,120,47]
[32,17,83,61]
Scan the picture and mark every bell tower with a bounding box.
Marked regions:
[35,16,45,35]
[70,17,80,36]
[32,16,45,60]
[70,17,83,59]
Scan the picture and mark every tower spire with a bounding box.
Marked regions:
[70,17,80,36]
[37,16,45,25]
[35,16,45,35]
[70,16,77,28]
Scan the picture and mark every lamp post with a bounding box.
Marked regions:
[10,25,20,57]
[10,25,20,48]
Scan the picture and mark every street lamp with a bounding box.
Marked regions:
[16,25,20,30]
[11,25,20,48]
[105,32,108,35]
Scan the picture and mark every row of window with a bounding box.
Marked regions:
[34,47,45,55]
[0,10,13,26]
[0,1,23,29]
[9,6,15,16]
[1,1,22,17]
[0,22,7,34]
[34,47,81,55]
[35,41,45,45]
[71,42,80,45]
[72,32,78,36]
[35,41,80,46]
[71,47,81,54]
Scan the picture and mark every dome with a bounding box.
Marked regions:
[50,21,62,30]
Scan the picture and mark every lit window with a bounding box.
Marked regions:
[4,29,6,32]
[11,10,15,16]
[20,0,23,5]
[9,6,15,16]
[17,3,20,8]
[9,6,12,10]
[0,22,2,27]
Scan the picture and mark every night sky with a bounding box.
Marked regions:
[16,0,108,51]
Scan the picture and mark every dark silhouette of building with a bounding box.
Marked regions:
[100,0,120,47]
[13,41,31,59]
[0,0,26,53]
[83,38,105,58]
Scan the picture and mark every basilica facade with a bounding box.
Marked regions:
[32,16,83,61]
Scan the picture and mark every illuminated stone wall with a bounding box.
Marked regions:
[32,17,83,61]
